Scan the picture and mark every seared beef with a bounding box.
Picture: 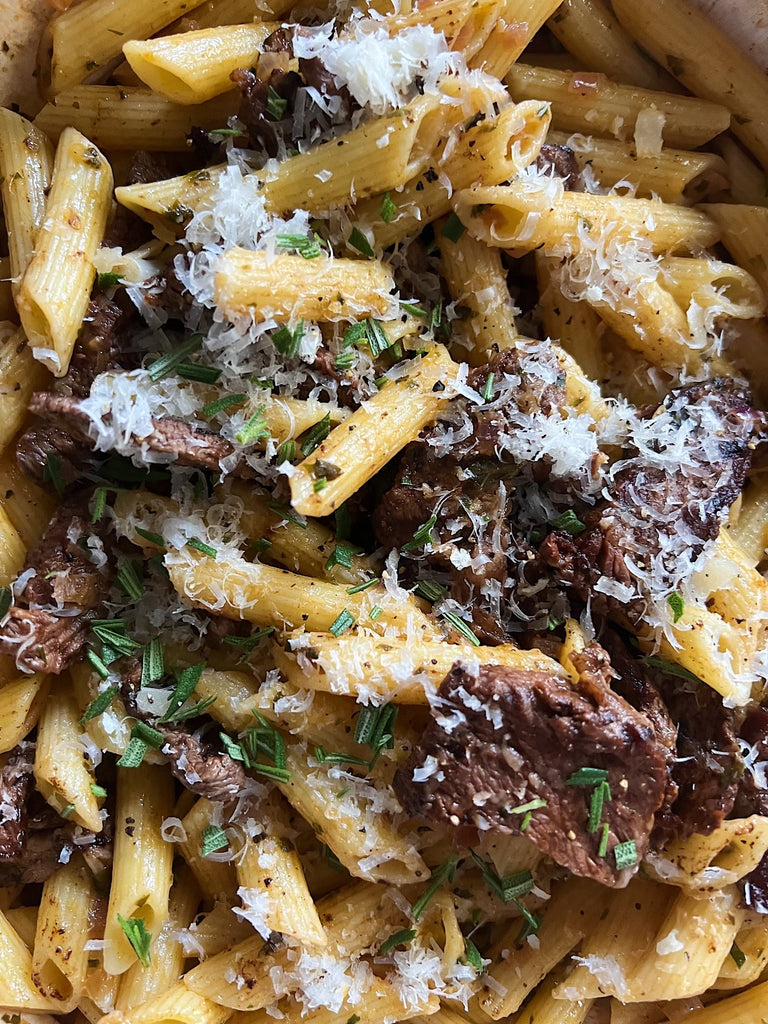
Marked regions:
[27,392,258,479]
[743,852,768,914]
[120,660,247,801]
[735,705,768,817]
[231,66,302,158]
[0,744,84,886]
[540,378,765,625]
[534,143,580,189]
[394,658,670,886]
[16,422,98,488]
[0,503,112,673]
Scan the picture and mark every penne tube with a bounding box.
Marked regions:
[713,922,768,989]
[103,765,175,975]
[214,250,396,323]
[354,100,551,250]
[0,908,62,1013]
[44,0,212,95]
[726,476,768,564]
[289,345,457,516]
[712,135,768,207]
[548,0,677,91]
[124,22,279,104]
[702,202,768,301]
[651,981,768,1024]
[0,327,50,455]
[0,259,14,322]
[506,64,731,148]
[645,816,768,893]
[453,182,720,255]
[274,632,565,704]
[0,453,57,550]
[16,128,113,376]
[536,252,606,382]
[5,906,37,951]
[235,793,327,946]
[34,683,102,833]
[166,548,434,636]
[0,110,54,296]
[658,255,765,320]
[32,855,96,1010]
[0,673,51,754]
[235,979,438,1024]
[511,968,595,1024]
[611,0,768,169]
[115,864,202,1011]
[34,86,238,151]
[548,130,727,204]
[0,506,27,586]
[469,0,563,79]
[99,980,232,1024]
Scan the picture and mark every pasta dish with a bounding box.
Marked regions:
[0,0,767,1021]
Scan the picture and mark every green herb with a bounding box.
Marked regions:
[277,233,323,259]
[163,696,217,723]
[613,840,638,870]
[343,321,368,348]
[379,928,416,955]
[236,406,270,445]
[354,704,398,764]
[272,322,305,358]
[335,348,356,371]
[268,501,306,529]
[208,127,246,138]
[80,684,118,725]
[313,478,327,492]
[266,86,288,120]
[223,627,275,655]
[403,514,437,551]
[187,537,217,559]
[414,580,447,603]
[202,393,248,417]
[348,227,375,257]
[131,721,165,749]
[598,822,610,858]
[514,903,541,942]
[325,543,358,571]
[300,413,331,457]
[86,649,111,680]
[442,612,481,647]
[323,844,346,871]
[510,798,547,814]
[314,746,371,768]
[43,453,65,497]
[201,825,229,857]
[566,767,609,787]
[91,486,112,523]
[588,780,611,833]
[346,577,380,594]
[91,620,141,656]
[329,608,355,636]
[364,319,390,357]
[135,527,165,549]
[97,271,122,289]
[117,559,144,601]
[141,638,164,687]
[117,736,148,769]
[244,710,287,775]
[90,784,107,799]
[640,656,702,684]
[729,942,746,969]
[667,592,684,623]
[441,212,467,242]
[117,914,152,967]
[463,938,484,974]
[159,664,205,723]
[379,192,397,224]
[401,302,428,318]
[175,363,222,384]
[412,853,459,921]
[60,803,76,819]
[471,854,534,903]
[552,509,586,536]
[276,439,296,463]
[481,372,495,403]
[369,605,383,621]
[147,335,202,383]
[0,587,11,620]
[429,296,443,333]
[219,731,248,764]
[520,811,533,831]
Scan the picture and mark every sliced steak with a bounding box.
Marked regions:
[231,66,302,158]
[0,503,112,673]
[120,660,247,802]
[0,744,35,861]
[534,143,580,189]
[539,378,765,625]
[27,391,258,479]
[394,658,670,886]
[743,852,768,914]
[735,705,768,817]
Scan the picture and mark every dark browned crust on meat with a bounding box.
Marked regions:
[534,143,580,189]
[394,659,669,886]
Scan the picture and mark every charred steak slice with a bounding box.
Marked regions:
[394,657,669,887]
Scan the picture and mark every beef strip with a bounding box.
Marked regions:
[0,743,84,886]
[27,391,258,480]
[743,852,768,914]
[120,660,247,801]
[734,704,768,817]
[394,657,670,886]
[231,66,303,158]
[539,378,765,625]
[16,289,140,487]
[533,143,580,189]
[0,503,112,673]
